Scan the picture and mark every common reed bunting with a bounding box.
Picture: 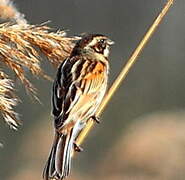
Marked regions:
[43,34,114,180]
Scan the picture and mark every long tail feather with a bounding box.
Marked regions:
[43,133,59,180]
[56,130,73,178]
[43,131,74,180]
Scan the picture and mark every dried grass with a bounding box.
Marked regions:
[0,71,20,129]
[0,23,76,128]
[0,24,74,87]
[0,0,77,128]
[0,0,27,24]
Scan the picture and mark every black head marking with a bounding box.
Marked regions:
[71,34,109,56]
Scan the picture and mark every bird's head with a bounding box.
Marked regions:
[71,34,114,58]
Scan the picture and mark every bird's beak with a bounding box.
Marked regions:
[107,39,114,45]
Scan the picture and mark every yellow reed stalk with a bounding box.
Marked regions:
[75,0,174,146]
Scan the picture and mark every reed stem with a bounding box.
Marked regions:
[75,0,174,147]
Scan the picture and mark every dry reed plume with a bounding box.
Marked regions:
[0,0,75,129]
[0,71,19,129]
[0,0,27,24]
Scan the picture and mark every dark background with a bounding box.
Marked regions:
[1,0,185,180]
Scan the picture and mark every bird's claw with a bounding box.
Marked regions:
[74,142,83,152]
[91,115,100,124]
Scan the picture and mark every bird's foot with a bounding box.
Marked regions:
[91,115,100,124]
[74,142,83,152]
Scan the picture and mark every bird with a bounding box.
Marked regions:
[43,33,114,180]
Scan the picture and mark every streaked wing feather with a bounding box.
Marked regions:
[52,57,85,127]
[66,61,107,118]
[52,56,107,129]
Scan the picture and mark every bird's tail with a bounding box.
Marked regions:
[43,131,74,180]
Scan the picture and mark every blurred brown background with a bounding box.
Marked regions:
[1,0,185,180]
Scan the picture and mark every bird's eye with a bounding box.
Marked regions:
[92,39,106,54]
[91,39,107,54]
[98,39,106,48]
[99,39,105,44]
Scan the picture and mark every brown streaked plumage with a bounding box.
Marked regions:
[43,34,114,180]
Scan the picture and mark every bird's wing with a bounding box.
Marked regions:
[52,56,108,129]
